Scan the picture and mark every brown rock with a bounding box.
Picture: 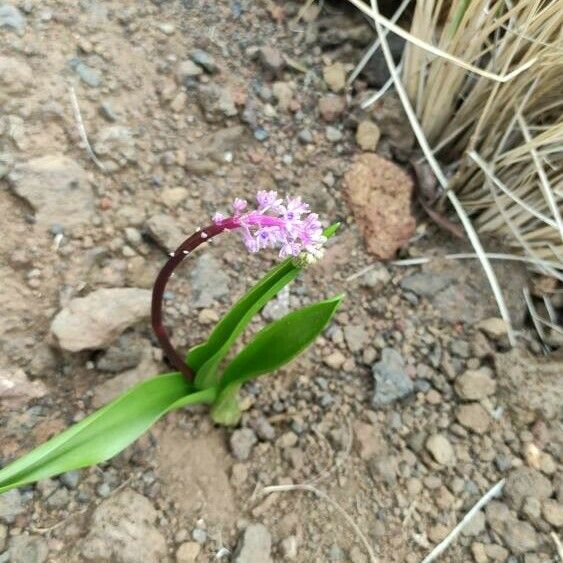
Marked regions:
[353,421,387,461]
[454,368,496,400]
[455,403,490,434]
[356,120,380,151]
[0,368,48,409]
[323,62,346,93]
[343,154,415,259]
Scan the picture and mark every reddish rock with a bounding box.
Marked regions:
[343,154,415,259]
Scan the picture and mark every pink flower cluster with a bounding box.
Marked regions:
[212,191,326,258]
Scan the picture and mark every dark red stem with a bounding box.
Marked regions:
[151,222,227,381]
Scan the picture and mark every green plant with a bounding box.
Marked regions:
[0,193,343,494]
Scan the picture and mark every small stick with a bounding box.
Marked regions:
[68,86,107,172]
[420,479,505,563]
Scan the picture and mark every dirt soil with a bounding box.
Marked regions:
[0,1,561,562]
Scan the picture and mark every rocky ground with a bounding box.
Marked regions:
[1,1,562,562]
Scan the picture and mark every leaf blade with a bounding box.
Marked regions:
[0,374,215,494]
[219,294,344,390]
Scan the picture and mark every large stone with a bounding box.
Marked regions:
[8,535,48,563]
[233,524,273,563]
[79,490,166,563]
[372,348,414,407]
[344,154,415,259]
[0,368,48,409]
[8,155,93,229]
[50,288,151,352]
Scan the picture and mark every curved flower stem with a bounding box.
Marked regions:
[151,222,227,381]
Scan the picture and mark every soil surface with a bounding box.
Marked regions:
[1,1,561,563]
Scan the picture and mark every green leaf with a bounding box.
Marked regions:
[0,374,217,494]
[188,222,341,390]
[218,294,344,391]
[190,260,299,389]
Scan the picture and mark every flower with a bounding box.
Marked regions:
[212,191,325,259]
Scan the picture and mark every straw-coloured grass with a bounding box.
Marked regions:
[346,0,562,339]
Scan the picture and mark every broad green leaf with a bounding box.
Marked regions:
[189,223,341,390]
[218,294,344,391]
[0,374,217,494]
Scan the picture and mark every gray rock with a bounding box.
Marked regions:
[191,528,207,544]
[325,126,342,142]
[262,286,289,321]
[8,155,93,229]
[372,348,414,407]
[233,523,273,563]
[0,489,24,524]
[297,129,313,144]
[505,467,553,510]
[8,535,48,563]
[145,213,185,253]
[60,471,80,489]
[230,428,257,461]
[191,254,230,308]
[197,83,237,122]
[0,368,48,409]
[45,488,69,509]
[51,288,151,352]
[190,49,218,73]
[72,60,102,87]
[96,333,143,372]
[0,4,26,34]
[78,489,166,563]
[362,35,405,87]
[254,417,275,441]
[400,272,452,297]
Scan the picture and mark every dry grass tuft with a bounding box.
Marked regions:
[346,0,562,339]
